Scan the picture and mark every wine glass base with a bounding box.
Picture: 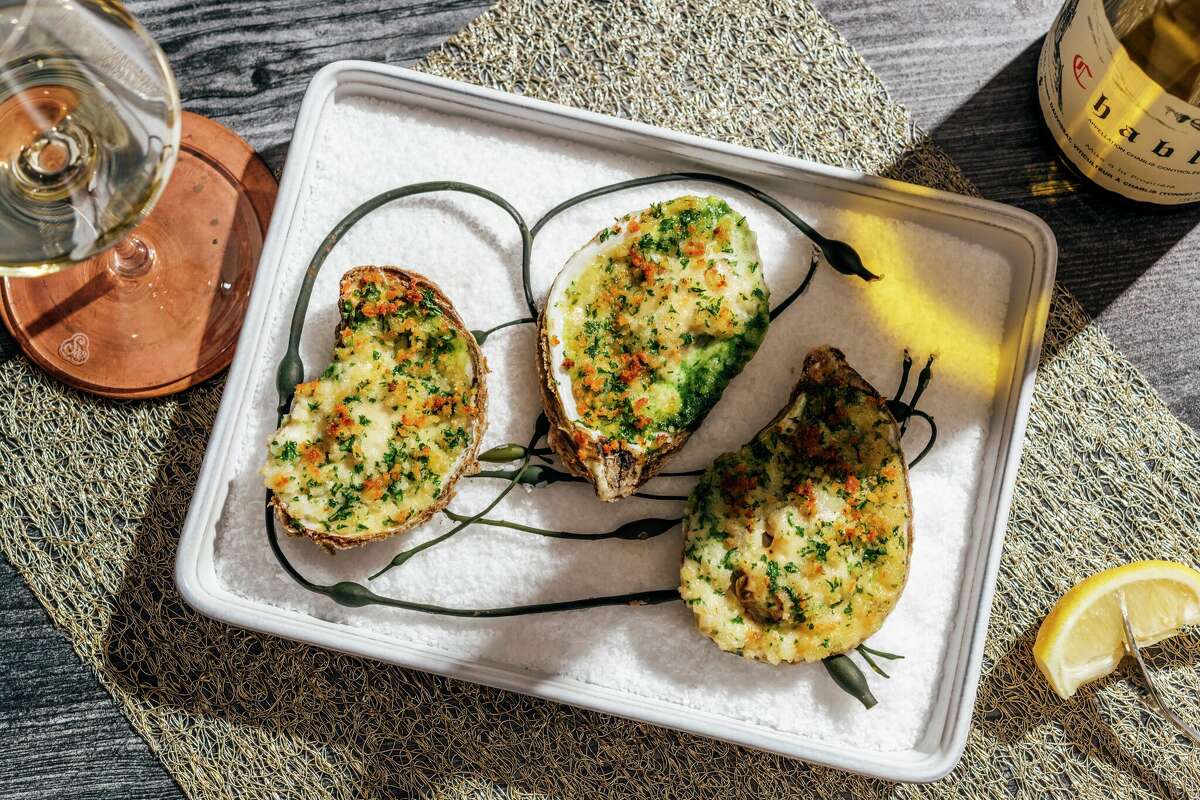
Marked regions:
[0,112,277,398]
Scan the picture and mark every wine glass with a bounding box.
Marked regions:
[0,0,276,397]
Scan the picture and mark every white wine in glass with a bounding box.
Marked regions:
[0,0,275,397]
[0,0,179,275]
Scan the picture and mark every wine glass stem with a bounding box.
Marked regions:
[109,235,155,280]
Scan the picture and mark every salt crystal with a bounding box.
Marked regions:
[213,95,1012,753]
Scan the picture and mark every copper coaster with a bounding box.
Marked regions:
[0,111,277,399]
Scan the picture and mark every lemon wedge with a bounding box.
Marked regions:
[1033,560,1200,699]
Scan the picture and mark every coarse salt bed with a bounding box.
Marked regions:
[213,94,1012,753]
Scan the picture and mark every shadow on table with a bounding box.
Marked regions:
[972,622,1195,798]
[881,39,1200,335]
[95,374,1197,797]
[99,383,917,799]
[0,327,19,368]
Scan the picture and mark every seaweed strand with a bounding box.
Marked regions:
[443,510,680,541]
[473,316,536,345]
[265,178,899,706]
[894,349,913,400]
[274,181,532,414]
[469,466,686,502]
[905,410,938,467]
[855,646,890,678]
[822,654,877,709]
[469,464,583,487]
[886,353,938,467]
[523,171,878,321]
[265,497,678,616]
[369,416,549,579]
[858,643,904,660]
[901,355,935,435]
[633,491,688,501]
[656,467,706,478]
[768,244,821,321]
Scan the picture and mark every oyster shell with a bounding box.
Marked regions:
[263,266,487,550]
[679,346,912,663]
[537,195,769,501]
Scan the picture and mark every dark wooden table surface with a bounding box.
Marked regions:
[4,0,1198,796]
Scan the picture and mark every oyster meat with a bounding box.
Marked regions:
[537,195,769,501]
[679,346,912,663]
[263,266,487,550]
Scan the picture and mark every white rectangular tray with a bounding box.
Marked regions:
[176,61,1055,783]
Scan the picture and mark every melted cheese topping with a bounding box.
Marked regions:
[549,195,768,451]
[262,270,479,537]
[679,376,910,663]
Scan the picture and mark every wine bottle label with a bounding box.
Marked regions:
[1038,0,1200,204]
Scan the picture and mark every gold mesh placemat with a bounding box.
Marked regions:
[3,1,1200,797]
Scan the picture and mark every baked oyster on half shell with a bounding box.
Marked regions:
[263,267,487,551]
[537,195,769,501]
[680,346,913,663]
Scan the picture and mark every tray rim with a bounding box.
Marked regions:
[176,60,1057,784]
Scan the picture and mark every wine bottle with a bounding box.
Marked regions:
[1039,0,1200,204]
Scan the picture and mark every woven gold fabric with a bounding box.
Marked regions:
[3,1,1199,797]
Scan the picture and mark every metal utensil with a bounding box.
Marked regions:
[1120,592,1200,746]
